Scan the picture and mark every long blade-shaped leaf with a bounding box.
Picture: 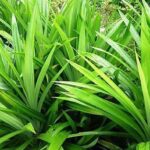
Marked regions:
[23,3,38,109]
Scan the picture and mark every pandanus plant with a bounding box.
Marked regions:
[58,0,150,149]
[0,0,150,149]
[0,0,106,149]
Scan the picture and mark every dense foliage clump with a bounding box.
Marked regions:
[0,0,150,149]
